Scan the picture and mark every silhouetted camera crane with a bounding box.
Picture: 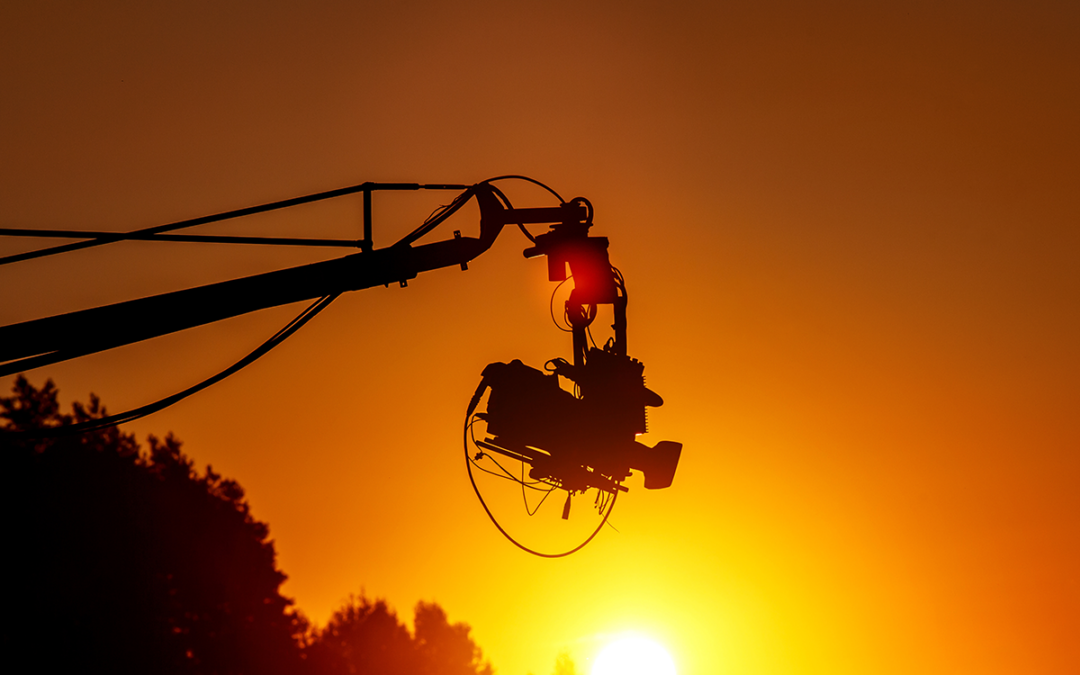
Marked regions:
[0,176,682,555]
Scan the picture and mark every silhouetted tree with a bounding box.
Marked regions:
[526,650,579,675]
[552,651,579,675]
[3,376,502,675]
[306,594,418,675]
[305,594,493,675]
[414,601,494,675]
[1,376,306,673]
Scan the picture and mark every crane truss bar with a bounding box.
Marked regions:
[0,182,467,266]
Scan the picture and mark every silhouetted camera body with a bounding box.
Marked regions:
[477,350,681,493]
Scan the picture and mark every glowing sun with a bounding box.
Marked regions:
[591,635,676,675]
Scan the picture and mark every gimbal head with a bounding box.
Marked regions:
[467,194,682,534]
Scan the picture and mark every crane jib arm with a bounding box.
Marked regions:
[0,183,589,377]
[0,235,487,377]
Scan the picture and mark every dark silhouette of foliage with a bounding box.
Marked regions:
[414,601,494,675]
[551,651,579,675]
[1,376,502,675]
[527,650,579,675]
[306,594,418,675]
[1,376,306,674]
[306,593,493,675]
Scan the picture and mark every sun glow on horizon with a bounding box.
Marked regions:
[591,634,677,675]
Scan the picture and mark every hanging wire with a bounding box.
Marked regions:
[521,460,558,516]
[467,416,556,490]
[549,276,574,332]
[485,182,537,244]
[483,175,565,203]
[612,264,627,301]
[5,293,339,439]
[463,410,618,558]
[585,323,599,350]
[392,185,478,247]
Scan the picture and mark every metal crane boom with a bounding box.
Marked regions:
[0,181,585,378]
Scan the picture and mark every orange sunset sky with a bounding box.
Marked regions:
[2,1,1078,673]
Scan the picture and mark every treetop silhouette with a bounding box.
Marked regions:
[2,376,500,674]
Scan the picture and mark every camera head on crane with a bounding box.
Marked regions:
[464,184,682,553]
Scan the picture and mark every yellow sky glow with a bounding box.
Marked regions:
[2,2,1079,674]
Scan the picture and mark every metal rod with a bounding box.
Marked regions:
[0,232,493,375]
[0,182,468,266]
[0,228,363,247]
[475,439,545,464]
[362,189,373,252]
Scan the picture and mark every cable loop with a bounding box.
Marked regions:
[463,410,617,558]
[4,294,339,439]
